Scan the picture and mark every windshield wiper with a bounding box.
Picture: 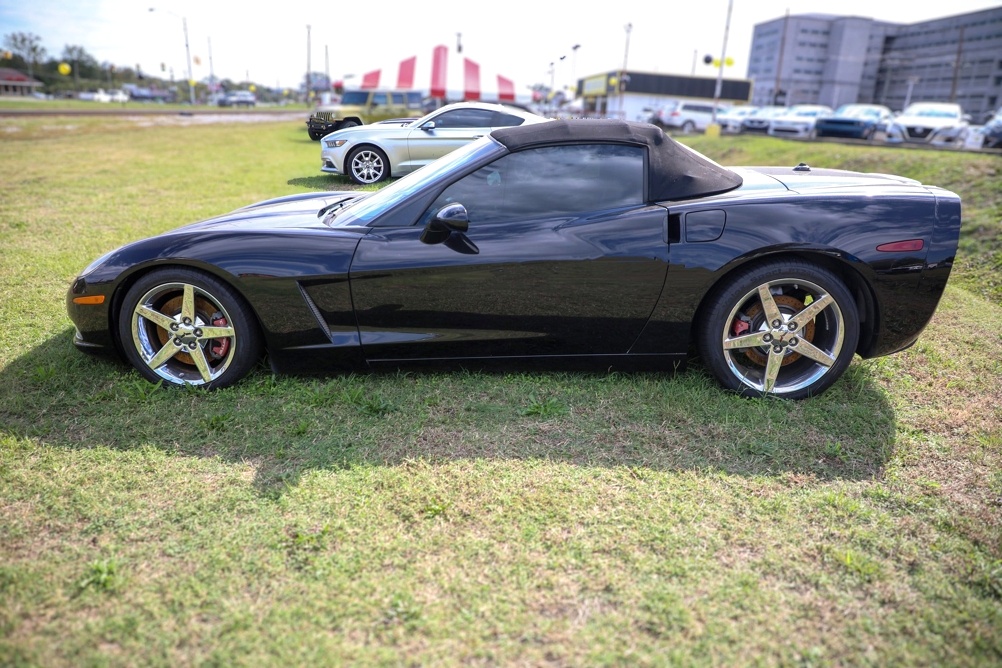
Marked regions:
[317,197,352,219]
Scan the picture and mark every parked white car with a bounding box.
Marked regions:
[884,102,969,147]
[767,105,833,139]
[649,100,727,133]
[716,106,759,133]
[740,106,788,133]
[321,102,546,184]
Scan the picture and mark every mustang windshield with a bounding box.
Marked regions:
[330,138,506,227]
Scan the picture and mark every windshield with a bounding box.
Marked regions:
[340,91,369,105]
[835,105,882,119]
[330,138,506,227]
[906,104,961,119]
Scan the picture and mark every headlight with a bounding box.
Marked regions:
[324,139,348,148]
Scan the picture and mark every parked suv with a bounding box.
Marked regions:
[649,100,725,133]
[307,89,424,140]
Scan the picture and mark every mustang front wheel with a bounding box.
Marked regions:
[118,268,262,388]
[347,146,389,185]
[698,261,859,399]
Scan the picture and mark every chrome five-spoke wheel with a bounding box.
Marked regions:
[698,261,859,399]
[347,146,389,185]
[119,269,262,388]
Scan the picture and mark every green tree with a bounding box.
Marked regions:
[3,32,47,78]
[61,44,99,87]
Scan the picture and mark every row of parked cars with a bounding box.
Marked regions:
[318,98,1002,186]
[650,100,1001,150]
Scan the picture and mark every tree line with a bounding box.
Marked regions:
[1,31,286,102]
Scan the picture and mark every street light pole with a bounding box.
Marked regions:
[149,8,195,105]
[571,44,580,97]
[620,23,632,119]
[181,16,194,105]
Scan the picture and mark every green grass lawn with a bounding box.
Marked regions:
[1,116,1000,666]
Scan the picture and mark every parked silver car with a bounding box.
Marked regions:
[716,106,759,133]
[884,102,969,147]
[740,106,788,133]
[767,105,833,139]
[321,102,546,184]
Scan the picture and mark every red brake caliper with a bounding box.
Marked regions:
[732,316,750,337]
[210,313,230,359]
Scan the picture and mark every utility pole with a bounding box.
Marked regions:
[306,25,311,102]
[774,9,789,106]
[712,0,733,124]
[949,25,965,102]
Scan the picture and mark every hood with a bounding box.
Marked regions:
[173,192,366,233]
[894,114,965,129]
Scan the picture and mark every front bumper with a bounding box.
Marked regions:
[885,124,965,145]
[66,276,119,357]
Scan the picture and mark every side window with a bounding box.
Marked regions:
[406,92,423,109]
[493,112,528,127]
[422,144,644,225]
[433,109,494,129]
[391,92,405,104]
[372,93,388,106]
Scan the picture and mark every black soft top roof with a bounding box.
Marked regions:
[491,119,743,202]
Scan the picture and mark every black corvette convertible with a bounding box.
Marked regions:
[67,120,961,399]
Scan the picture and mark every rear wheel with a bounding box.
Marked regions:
[347,146,389,184]
[681,120,696,133]
[118,268,262,389]
[697,260,859,399]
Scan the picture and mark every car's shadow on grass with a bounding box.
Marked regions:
[288,175,369,192]
[2,330,897,497]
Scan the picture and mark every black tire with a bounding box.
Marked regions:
[339,120,360,130]
[681,120,696,133]
[118,268,263,389]
[696,260,859,399]
[346,145,390,185]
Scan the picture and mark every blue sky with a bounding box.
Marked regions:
[2,0,1000,92]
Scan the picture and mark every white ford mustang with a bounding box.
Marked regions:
[321,101,546,184]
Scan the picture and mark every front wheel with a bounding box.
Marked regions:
[696,260,859,399]
[118,268,263,389]
[347,146,389,184]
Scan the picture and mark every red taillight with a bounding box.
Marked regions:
[876,239,924,252]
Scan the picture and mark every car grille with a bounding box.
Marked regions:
[905,126,933,140]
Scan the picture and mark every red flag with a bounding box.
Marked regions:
[430,45,448,99]
[397,56,416,89]
[463,58,481,101]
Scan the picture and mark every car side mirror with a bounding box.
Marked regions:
[421,121,437,131]
[420,203,478,254]
[420,203,469,244]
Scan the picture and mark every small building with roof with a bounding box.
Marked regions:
[0,68,43,97]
